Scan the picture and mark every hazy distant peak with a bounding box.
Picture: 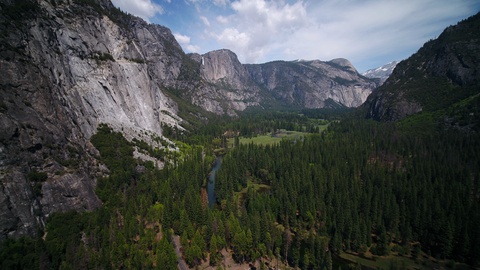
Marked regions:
[329,58,352,66]
[362,61,398,84]
[327,58,357,73]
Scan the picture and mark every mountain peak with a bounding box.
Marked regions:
[329,58,352,66]
[327,58,357,73]
[364,12,480,124]
[362,61,398,84]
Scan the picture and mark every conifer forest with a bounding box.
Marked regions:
[2,110,479,269]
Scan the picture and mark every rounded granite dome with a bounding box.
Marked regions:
[328,58,357,73]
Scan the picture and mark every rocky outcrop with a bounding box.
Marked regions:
[364,12,480,122]
[0,0,185,241]
[199,49,254,88]
[366,91,422,121]
[246,58,378,108]
[188,49,261,115]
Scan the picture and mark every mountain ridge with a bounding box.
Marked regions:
[364,12,480,126]
[244,57,376,109]
[186,50,378,114]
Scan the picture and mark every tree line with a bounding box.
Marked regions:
[1,114,479,269]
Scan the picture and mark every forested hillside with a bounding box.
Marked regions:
[2,112,479,269]
[365,12,480,128]
[215,118,480,268]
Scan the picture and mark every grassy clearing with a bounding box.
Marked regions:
[313,123,330,133]
[339,250,465,270]
[233,179,271,209]
[340,252,418,269]
[237,181,271,194]
[230,129,311,146]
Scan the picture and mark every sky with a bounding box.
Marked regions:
[111,0,480,72]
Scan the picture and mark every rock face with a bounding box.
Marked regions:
[364,12,480,122]
[187,52,378,114]
[0,0,378,242]
[246,58,377,109]
[188,49,262,115]
[0,0,185,241]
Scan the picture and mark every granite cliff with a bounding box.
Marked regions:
[246,58,377,109]
[188,49,262,115]
[0,0,378,242]
[0,0,185,241]
[186,51,378,114]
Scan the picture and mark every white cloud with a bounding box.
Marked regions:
[216,15,228,24]
[174,33,201,53]
[174,33,191,44]
[216,28,250,47]
[186,44,201,53]
[111,0,164,22]
[213,0,229,6]
[136,0,478,71]
[200,16,211,26]
[205,0,477,70]
[277,0,477,71]
[214,0,308,63]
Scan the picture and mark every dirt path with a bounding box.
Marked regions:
[213,249,258,270]
[171,235,189,270]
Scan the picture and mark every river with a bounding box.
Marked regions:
[207,156,222,208]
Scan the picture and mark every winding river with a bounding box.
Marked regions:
[207,156,222,208]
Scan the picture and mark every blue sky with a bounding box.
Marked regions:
[111,0,480,72]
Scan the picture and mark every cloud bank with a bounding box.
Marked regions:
[112,0,480,71]
[214,0,308,63]
[111,0,164,22]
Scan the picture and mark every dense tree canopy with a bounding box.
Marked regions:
[1,111,479,269]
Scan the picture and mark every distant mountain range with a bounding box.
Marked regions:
[186,50,378,115]
[362,61,398,84]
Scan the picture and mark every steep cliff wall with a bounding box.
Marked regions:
[188,49,261,115]
[185,52,378,114]
[246,58,378,109]
[0,0,184,241]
